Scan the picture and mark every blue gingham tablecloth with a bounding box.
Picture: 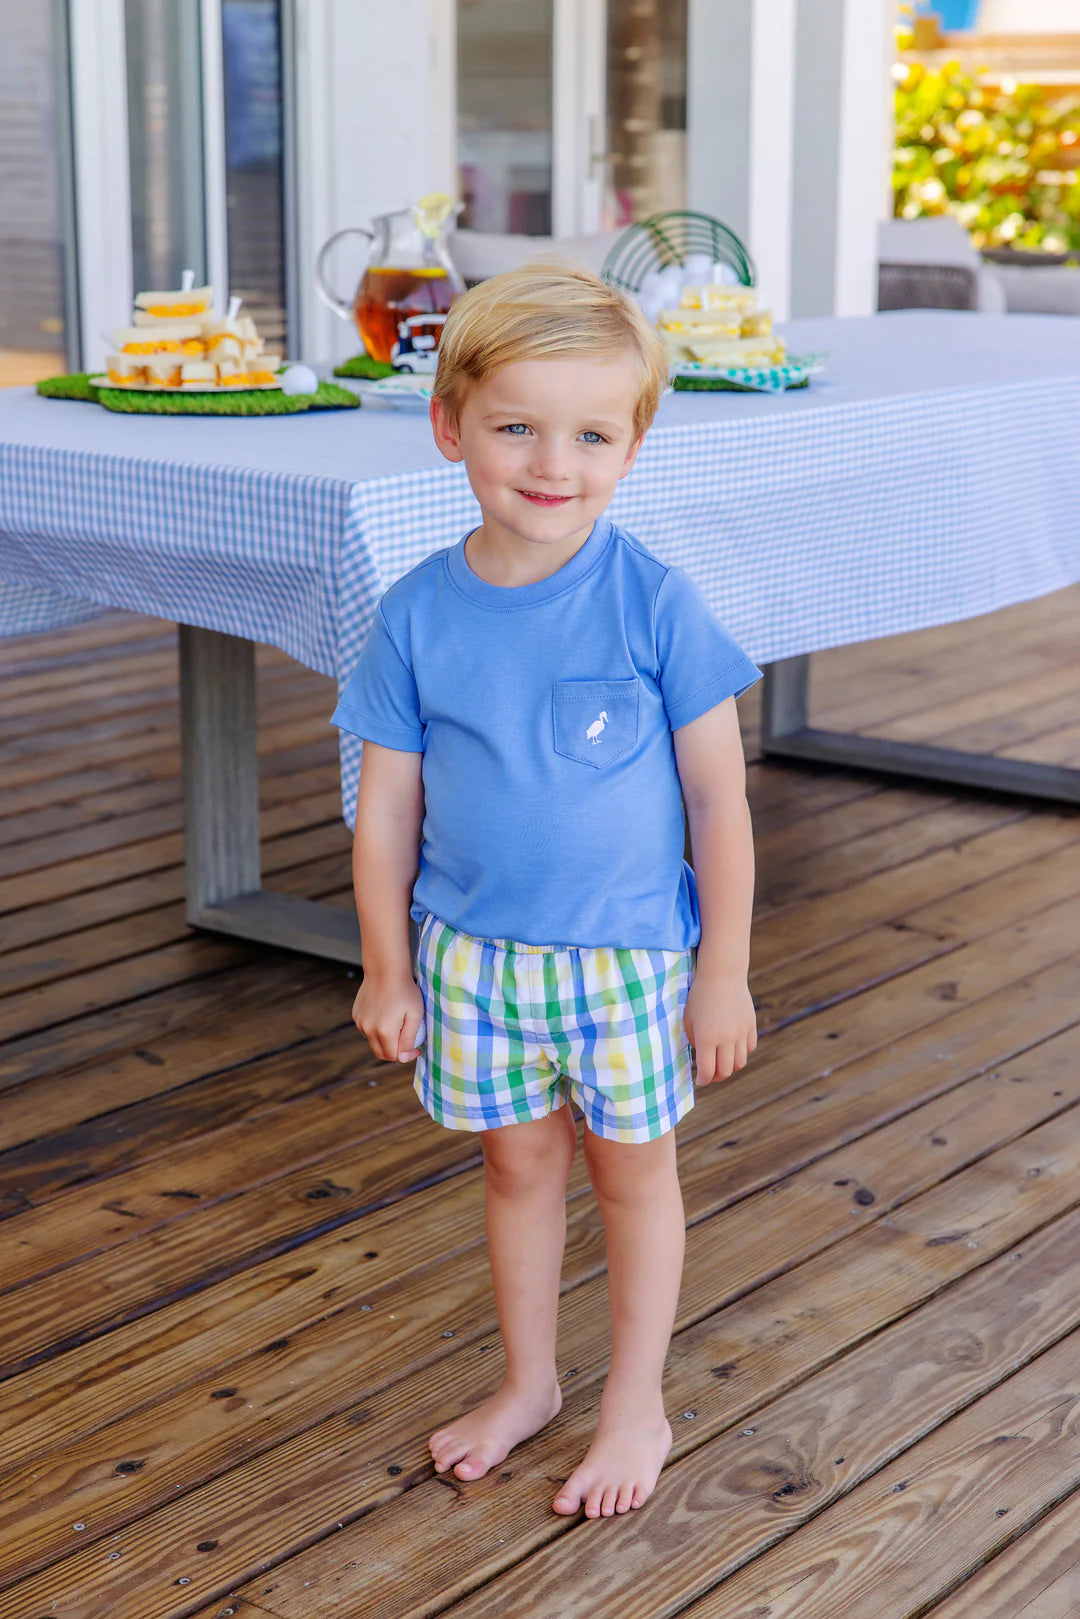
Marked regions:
[2,311,1079,823]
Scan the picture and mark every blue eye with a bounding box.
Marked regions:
[501,423,529,435]
[580,430,605,444]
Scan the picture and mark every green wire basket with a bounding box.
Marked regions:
[600,211,756,294]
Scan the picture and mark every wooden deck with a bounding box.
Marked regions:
[1,590,1078,1619]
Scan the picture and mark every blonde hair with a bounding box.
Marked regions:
[433,259,668,439]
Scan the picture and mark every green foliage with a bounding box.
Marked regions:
[893,59,1080,251]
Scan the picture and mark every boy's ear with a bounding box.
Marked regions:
[618,432,645,480]
[430,396,464,462]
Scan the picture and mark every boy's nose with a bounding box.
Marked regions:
[528,442,571,482]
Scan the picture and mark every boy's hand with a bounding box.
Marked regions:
[353,973,426,1063]
[683,971,757,1084]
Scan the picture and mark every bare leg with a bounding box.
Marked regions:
[552,1125,684,1517]
[429,1103,577,1480]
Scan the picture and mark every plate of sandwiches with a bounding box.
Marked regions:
[653,281,825,392]
[94,276,283,392]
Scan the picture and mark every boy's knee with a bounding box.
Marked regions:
[482,1111,574,1196]
[584,1127,677,1205]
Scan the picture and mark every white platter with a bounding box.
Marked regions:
[355,376,433,411]
[90,375,283,395]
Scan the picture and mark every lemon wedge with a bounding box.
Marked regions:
[415,192,456,239]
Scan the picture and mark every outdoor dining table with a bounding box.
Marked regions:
[1,310,1078,967]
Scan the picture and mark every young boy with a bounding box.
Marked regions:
[333,262,760,1520]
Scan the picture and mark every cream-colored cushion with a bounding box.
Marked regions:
[448,229,623,283]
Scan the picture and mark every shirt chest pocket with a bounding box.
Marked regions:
[552,679,640,769]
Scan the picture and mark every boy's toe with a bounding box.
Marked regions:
[601,1484,619,1516]
[615,1483,634,1512]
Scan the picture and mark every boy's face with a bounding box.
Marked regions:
[430,352,645,551]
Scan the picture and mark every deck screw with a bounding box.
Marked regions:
[361,1304,372,1311]
[107,1552,120,1561]
[682,1410,696,1420]
[741,1427,756,1436]
[441,1330,455,1338]
[176,1576,191,1585]
[73,1522,86,1531]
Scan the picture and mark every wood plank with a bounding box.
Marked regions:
[0,644,319,727]
[0,1007,1075,1602]
[0,812,349,961]
[872,660,1080,748]
[435,1282,1080,1619]
[0,960,347,1116]
[0,1021,375,1210]
[678,1333,1080,1619]
[0,693,334,795]
[3,885,1077,1366]
[0,793,345,940]
[0,758,341,866]
[11,1058,1074,1619]
[0,1032,417,1290]
[926,1487,1080,1617]
[0,733,337,828]
[751,812,1079,975]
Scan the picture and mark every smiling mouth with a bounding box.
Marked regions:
[518,490,573,504]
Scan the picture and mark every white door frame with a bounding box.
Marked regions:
[68,0,133,373]
[552,0,606,237]
[199,0,230,312]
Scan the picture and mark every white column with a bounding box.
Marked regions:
[68,0,133,373]
[687,0,794,318]
[790,0,892,317]
[291,0,455,365]
[199,0,230,317]
[689,0,891,321]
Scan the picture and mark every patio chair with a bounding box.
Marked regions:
[449,228,624,286]
[877,217,1007,313]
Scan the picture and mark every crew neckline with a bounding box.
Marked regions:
[445,515,614,609]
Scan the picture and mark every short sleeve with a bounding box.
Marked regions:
[653,565,762,731]
[331,602,425,751]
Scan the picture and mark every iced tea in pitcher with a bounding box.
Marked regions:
[315,193,465,367]
[355,266,458,364]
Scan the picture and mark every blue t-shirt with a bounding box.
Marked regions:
[332,515,761,950]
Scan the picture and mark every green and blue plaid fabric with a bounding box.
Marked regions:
[412,912,695,1143]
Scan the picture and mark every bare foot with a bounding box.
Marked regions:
[552,1406,672,1517]
[429,1380,563,1481]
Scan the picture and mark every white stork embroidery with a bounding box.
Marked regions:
[586,710,609,745]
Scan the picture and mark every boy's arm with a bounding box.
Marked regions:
[351,740,426,1061]
[673,696,757,1083]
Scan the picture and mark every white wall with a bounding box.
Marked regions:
[979,0,1080,28]
[292,0,456,363]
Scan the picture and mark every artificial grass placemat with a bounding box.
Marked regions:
[36,373,360,415]
[333,355,396,380]
[36,373,100,402]
[672,373,810,392]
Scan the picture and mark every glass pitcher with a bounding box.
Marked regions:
[315,193,465,365]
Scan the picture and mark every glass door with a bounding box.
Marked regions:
[0,0,78,384]
[457,0,555,235]
[604,0,687,227]
[455,0,688,244]
[123,0,289,348]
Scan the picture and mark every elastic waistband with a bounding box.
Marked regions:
[421,913,581,955]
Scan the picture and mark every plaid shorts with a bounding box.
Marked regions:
[411,911,696,1143]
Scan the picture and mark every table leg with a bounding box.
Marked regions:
[179,624,364,965]
[760,655,1080,805]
